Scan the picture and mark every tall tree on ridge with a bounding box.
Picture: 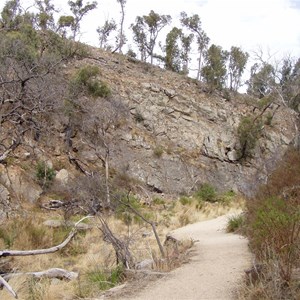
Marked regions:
[228,46,249,92]
[180,12,210,80]
[131,10,171,64]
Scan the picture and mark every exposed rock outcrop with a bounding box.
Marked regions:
[0,48,298,204]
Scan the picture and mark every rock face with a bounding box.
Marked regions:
[0,48,298,204]
[0,165,42,204]
[68,50,296,197]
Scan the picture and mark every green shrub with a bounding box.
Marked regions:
[87,80,111,98]
[226,214,245,233]
[246,149,300,287]
[264,112,273,125]
[87,265,124,291]
[195,183,217,203]
[36,161,55,187]
[153,146,164,158]
[219,189,236,205]
[70,65,111,98]
[237,115,262,160]
[115,195,142,225]
[249,196,299,282]
[153,197,165,205]
[179,196,192,206]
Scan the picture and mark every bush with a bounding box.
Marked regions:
[153,146,164,158]
[237,115,262,160]
[226,214,245,233]
[114,195,143,225]
[36,161,55,187]
[179,196,192,206]
[195,183,217,203]
[0,217,51,250]
[70,65,111,98]
[87,265,124,291]
[248,196,299,283]
[245,148,300,292]
[219,189,236,205]
[153,197,165,205]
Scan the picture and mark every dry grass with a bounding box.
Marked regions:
[0,192,245,300]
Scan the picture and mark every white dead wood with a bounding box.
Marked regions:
[0,216,92,258]
[0,216,92,298]
[0,275,18,299]
[3,268,78,281]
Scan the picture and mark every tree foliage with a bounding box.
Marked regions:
[58,0,97,40]
[164,27,193,74]
[180,12,210,80]
[97,19,117,50]
[131,10,171,64]
[247,63,275,99]
[165,27,182,72]
[35,0,57,31]
[201,44,228,91]
[228,46,249,91]
[237,116,262,160]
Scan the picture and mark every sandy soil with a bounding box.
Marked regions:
[124,213,252,300]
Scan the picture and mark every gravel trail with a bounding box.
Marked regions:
[128,214,251,300]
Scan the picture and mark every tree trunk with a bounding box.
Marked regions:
[197,52,202,81]
[105,148,110,208]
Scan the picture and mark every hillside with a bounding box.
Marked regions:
[1,43,298,212]
[0,32,299,299]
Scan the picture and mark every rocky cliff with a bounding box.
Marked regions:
[0,47,298,209]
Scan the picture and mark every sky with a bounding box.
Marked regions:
[70,0,300,59]
[1,0,300,82]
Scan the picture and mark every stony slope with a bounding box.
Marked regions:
[75,48,297,196]
[0,46,298,209]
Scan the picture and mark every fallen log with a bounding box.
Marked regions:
[0,216,92,298]
[0,216,92,258]
[3,268,78,281]
[0,275,18,299]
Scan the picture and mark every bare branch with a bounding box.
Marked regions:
[0,275,18,299]
[0,216,93,257]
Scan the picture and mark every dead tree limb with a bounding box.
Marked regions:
[3,268,78,281]
[0,216,92,299]
[120,193,166,258]
[98,216,134,269]
[0,275,18,299]
[0,216,92,258]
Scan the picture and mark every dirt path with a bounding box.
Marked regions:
[126,214,251,300]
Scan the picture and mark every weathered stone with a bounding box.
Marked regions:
[164,88,176,98]
[55,169,69,185]
[150,84,161,93]
[227,149,238,161]
[81,150,98,162]
[0,183,10,204]
[0,166,42,203]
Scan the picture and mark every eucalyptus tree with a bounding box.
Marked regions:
[35,0,57,31]
[58,0,97,40]
[114,0,127,53]
[165,27,194,74]
[201,44,228,91]
[228,46,249,91]
[165,27,182,72]
[180,12,210,80]
[0,0,34,30]
[131,10,171,64]
[96,19,117,49]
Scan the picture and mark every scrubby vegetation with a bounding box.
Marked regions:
[0,0,299,299]
[242,148,300,299]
